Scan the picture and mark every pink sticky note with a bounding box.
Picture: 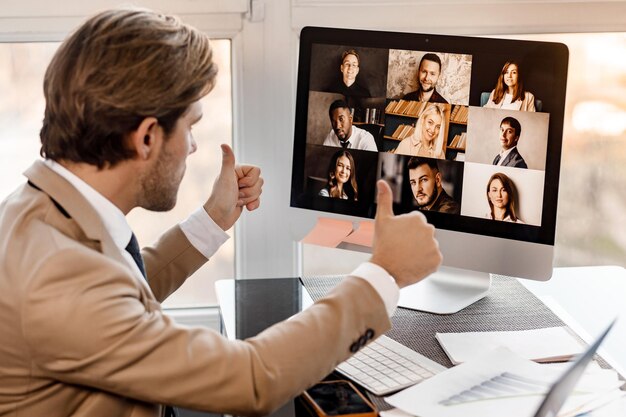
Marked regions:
[342,221,374,247]
[301,217,354,248]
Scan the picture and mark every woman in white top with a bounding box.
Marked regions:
[394,103,446,159]
[485,172,524,223]
[318,149,358,201]
[484,61,536,112]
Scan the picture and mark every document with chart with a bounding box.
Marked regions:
[385,347,622,417]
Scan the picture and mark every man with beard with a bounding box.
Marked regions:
[408,157,460,214]
[323,99,378,151]
[0,8,442,417]
[403,53,449,104]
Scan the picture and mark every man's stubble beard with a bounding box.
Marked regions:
[416,187,438,208]
[420,83,434,93]
[138,147,183,212]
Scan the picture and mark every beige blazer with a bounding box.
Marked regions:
[0,161,390,417]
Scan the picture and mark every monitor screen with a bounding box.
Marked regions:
[290,27,568,247]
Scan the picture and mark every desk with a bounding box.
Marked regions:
[215,278,315,417]
[215,267,625,415]
[521,266,626,378]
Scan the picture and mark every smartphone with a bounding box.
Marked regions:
[300,380,378,417]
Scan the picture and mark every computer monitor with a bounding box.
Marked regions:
[290,27,568,314]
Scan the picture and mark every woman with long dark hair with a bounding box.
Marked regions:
[484,61,536,111]
[318,149,358,201]
[485,172,524,223]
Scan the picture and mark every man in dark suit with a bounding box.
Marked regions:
[408,157,460,214]
[0,8,442,417]
[403,53,449,104]
[492,116,528,169]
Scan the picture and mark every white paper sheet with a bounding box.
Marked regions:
[436,327,584,364]
[385,347,621,417]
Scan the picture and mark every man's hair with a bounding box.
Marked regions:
[501,116,522,138]
[407,157,439,173]
[40,8,218,168]
[419,53,442,71]
[341,49,360,65]
[328,99,351,118]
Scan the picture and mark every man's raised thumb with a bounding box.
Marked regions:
[220,144,236,172]
[375,180,394,219]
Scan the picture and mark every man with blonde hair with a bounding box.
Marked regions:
[0,8,441,417]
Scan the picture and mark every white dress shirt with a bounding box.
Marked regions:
[43,160,228,283]
[323,125,378,151]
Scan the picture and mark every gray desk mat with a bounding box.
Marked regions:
[301,274,617,408]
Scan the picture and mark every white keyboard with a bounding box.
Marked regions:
[336,335,446,396]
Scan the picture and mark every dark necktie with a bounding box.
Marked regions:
[493,153,502,165]
[124,234,178,417]
[125,233,147,280]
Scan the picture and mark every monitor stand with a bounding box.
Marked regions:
[398,266,492,314]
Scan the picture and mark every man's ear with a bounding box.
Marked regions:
[127,117,161,160]
[435,171,442,188]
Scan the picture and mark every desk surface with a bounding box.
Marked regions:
[216,267,625,414]
[521,266,626,377]
[302,275,570,370]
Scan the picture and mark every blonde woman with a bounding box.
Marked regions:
[394,103,446,160]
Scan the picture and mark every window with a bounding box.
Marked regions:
[128,39,234,307]
[0,43,58,199]
[518,33,626,267]
[0,40,234,307]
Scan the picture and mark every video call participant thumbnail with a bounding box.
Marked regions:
[394,103,446,159]
[323,100,378,151]
[486,172,524,223]
[318,149,359,201]
[493,116,527,169]
[484,60,536,112]
[403,53,449,104]
[408,157,460,215]
[328,49,372,106]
